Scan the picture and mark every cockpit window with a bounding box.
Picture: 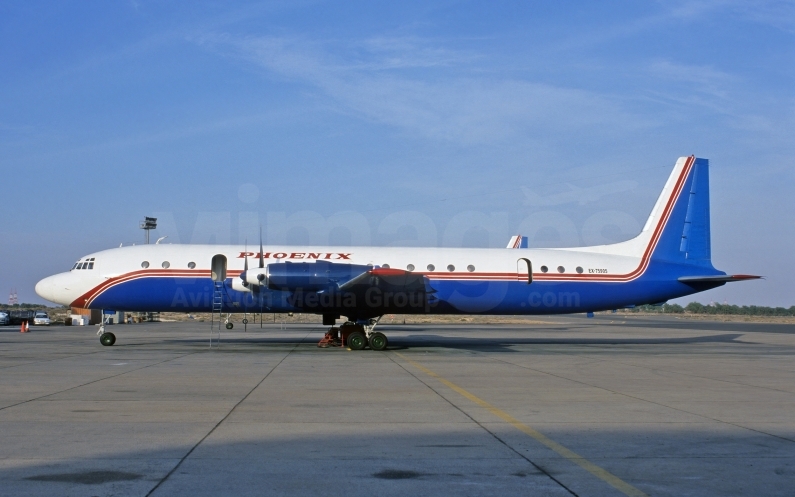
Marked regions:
[73,258,96,270]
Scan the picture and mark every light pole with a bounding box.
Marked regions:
[139,217,157,244]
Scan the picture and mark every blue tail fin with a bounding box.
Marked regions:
[651,157,714,268]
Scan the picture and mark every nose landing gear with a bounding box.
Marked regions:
[97,313,116,346]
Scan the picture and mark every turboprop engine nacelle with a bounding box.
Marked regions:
[242,261,372,292]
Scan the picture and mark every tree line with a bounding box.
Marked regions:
[1,304,68,310]
[626,303,795,316]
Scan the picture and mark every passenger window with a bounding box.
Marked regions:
[188,262,196,269]
[540,266,548,273]
[427,264,435,271]
[576,266,583,274]
[141,261,150,269]
[557,266,565,273]
[407,264,415,271]
[467,265,475,272]
[447,264,455,272]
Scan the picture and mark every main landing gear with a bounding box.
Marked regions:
[318,318,388,351]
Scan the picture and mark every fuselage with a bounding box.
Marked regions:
[34,243,716,316]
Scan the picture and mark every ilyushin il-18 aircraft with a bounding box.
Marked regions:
[36,156,759,349]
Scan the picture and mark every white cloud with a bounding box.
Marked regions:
[194,34,647,144]
[649,60,735,97]
[659,0,795,32]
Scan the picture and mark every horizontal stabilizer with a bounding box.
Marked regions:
[678,275,761,283]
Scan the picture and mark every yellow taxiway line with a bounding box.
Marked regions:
[395,352,648,497]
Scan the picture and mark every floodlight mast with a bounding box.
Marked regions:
[139,216,157,244]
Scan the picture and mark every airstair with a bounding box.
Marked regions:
[210,280,224,346]
[209,254,230,347]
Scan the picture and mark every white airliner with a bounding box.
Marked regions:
[36,156,758,349]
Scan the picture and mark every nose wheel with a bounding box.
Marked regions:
[100,332,116,346]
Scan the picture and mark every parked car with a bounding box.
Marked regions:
[0,311,8,326]
[33,311,51,326]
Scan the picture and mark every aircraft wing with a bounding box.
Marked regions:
[338,267,434,294]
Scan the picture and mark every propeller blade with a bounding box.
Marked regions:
[259,227,265,269]
[240,240,249,284]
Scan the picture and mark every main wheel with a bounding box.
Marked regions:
[242,318,248,325]
[225,322,234,330]
[347,331,367,350]
[368,332,388,351]
[100,332,116,346]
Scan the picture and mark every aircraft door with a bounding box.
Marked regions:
[211,255,227,282]
[517,258,532,284]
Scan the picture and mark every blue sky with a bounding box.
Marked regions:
[1,1,793,306]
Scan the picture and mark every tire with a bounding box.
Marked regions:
[242,318,248,325]
[347,331,366,350]
[100,332,115,346]
[369,332,388,351]
[225,322,234,330]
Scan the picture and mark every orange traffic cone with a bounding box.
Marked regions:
[25,321,30,332]
[20,321,27,333]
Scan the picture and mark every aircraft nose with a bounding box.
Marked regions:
[35,274,75,306]
[35,275,57,303]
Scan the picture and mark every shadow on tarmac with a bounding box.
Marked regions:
[146,331,750,355]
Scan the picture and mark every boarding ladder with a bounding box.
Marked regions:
[210,280,224,346]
